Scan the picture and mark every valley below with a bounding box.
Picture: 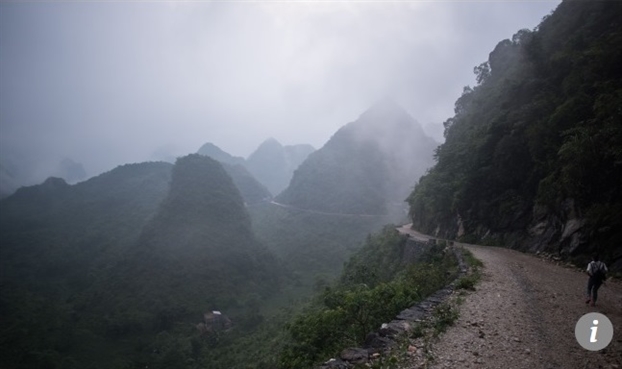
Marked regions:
[2,1,621,368]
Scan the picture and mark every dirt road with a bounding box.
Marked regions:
[419,245,622,369]
[396,224,431,242]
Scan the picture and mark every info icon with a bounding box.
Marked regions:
[575,312,614,351]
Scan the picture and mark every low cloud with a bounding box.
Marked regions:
[0,1,560,186]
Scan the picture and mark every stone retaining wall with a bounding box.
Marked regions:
[319,242,468,368]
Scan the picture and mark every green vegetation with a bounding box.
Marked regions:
[248,202,399,291]
[430,302,459,336]
[0,154,414,369]
[0,162,172,368]
[455,274,477,291]
[456,249,483,291]
[408,1,622,266]
[0,156,285,369]
[463,249,484,269]
[196,142,273,203]
[376,250,481,367]
[278,228,458,369]
[0,154,460,369]
[10,3,619,366]
[277,101,436,215]
[340,226,411,286]
[277,134,390,215]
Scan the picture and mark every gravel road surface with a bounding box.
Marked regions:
[419,245,622,369]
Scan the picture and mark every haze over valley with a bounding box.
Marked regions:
[0,1,558,194]
[3,1,622,369]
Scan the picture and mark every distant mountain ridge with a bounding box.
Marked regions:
[276,101,437,215]
[196,139,315,197]
[106,155,281,312]
[196,143,272,203]
[197,142,246,166]
[246,138,315,196]
[0,157,87,199]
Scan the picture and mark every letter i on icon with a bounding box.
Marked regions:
[590,320,599,343]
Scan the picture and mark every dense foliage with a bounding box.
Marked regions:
[408,1,622,267]
[0,156,284,369]
[105,154,282,320]
[0,162,172,368]
[248,201,401,291]
[278,227,458,368]
[0,152,454,369]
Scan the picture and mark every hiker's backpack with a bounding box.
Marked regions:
[592,261,607,282]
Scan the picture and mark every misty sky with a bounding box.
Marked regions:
[0,1,561,185]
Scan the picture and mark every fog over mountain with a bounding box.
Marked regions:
[246,139,315,196]
[0,1,560,192]
[277,100,436,215]
[7,2,619,368]
[197,142,246,167]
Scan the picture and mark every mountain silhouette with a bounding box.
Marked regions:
[277,101,437,215]
[0,156,282,367]
[197,142,246,166]
[197,142,272,203]
[246,138,315,196]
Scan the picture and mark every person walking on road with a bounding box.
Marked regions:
[586,254,608,306]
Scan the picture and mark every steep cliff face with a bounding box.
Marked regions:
[408,1,622,271]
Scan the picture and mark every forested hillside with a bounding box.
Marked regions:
[248,202,393,290]
[408,0,622,270]
[0,162,172,286]
[278,101,437,215]
[0,162,171,368]
[122,154,281,307]
[0,156,284,368]
[196,142,272,204]
[248,102,434,293]
[278,227,459,368]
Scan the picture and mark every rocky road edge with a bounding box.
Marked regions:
[317,243,471,369]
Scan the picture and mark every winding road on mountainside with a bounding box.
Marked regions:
[266,200,390,217]
[397,224,622,369]
[247,199,409,219]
